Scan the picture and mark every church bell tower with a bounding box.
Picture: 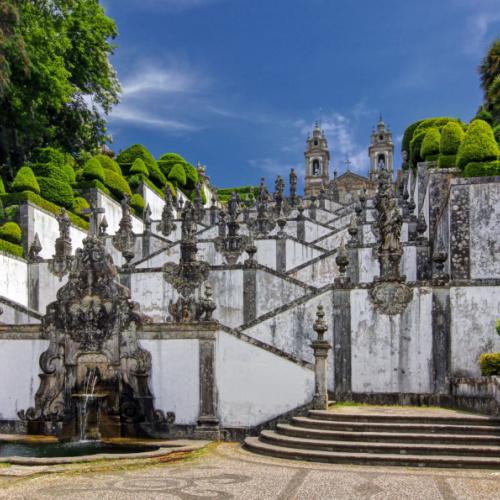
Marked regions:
[304,122,330,198]
[368,115,394,181]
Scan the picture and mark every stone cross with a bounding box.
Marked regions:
[82,203,105,237]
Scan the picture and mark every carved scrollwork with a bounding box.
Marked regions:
[370,281,413,315]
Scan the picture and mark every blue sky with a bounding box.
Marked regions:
[103,0,500,190]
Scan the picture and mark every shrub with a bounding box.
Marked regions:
[401,120,424,157]
[103,169,132,199]
[77,179,111,197]
[479,353,500,376]
[94,154,122,174]
[83,158,106,183]
[116,144,166,188]
[474,106,493,125]
[0,221,22,244]
[494,124,500,145]
[440,122,465,155]
[32,147,65,167]
[438,154,457,169]
[0,238,23,257]
[0,176,5,195]
[31,162,73,184]
[189,187,207,205]
[184,163,199,189]
[457,120,499,169]
[38,177,75,208]
[421,127,441,161]
[463,160,500,177]
[130,193,145,213]
[409,131,426,167]
[157,152,187,176]
[414,117,462,137]
[130,158,149,176]
[496,319,500,335]
[168,163,187,186]
[63,163,76,183]
[73,196,90,215]
[12,167,40,194]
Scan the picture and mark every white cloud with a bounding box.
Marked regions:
[247,158,298,178]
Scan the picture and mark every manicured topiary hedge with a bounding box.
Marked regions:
[31,163,73,184]
[73,196,90,215]
[168,163,187,187]
[77,179,111,197]
[116,144,167,189]
[37,177,75,209]
[420,127,441,161]
[438,155,457,169]
[130,193,145,213]
[480,353,500,376]
[0,221,22,244]
[0,238,24,257]
[83,158,106,183]
[158,152,198,190]
[457,119,499,170]
[440,122,465,155]
[103,169,132,199]
[12,167,40,194]
[401,120,424,160]
[32,147,66,167]
[463,160,500,177]
[130,158,149,176]
[409,131,427,167]
[94,154,122,174]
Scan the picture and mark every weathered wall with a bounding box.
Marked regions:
[95,191,144,235]
[141,183,165,220]
[216,331,314,427]
[285,239,322,270]
[0,253,28,307]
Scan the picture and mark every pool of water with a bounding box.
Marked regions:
[0,441,159,458]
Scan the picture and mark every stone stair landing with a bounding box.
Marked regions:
[244,405,500,468]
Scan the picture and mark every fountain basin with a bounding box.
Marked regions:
[0,435,208,465]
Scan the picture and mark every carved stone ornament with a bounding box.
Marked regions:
[157,187,176,237]
[48,208,73,279]
[112,195,135,263]
[370,281,413,315]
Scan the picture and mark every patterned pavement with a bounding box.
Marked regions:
[1,442,500,499]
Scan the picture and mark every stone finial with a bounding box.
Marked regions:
[335,239,350,284]
[28,233,43,263]
[348,215,359,246]
[313,304,328,341]
[143,203,152,232]
[309,196,317,220]
[49,208,73,279]
[199,284,217,321]
[297,198,305,220]
[289,168,298,206]
[157,188,176,237]
[99,215,108,237]
[311,304,331,410]
[416,210,427,240]
[112,195,135,265]
[433,236,449,281]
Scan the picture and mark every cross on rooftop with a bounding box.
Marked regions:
[344,159,352,171]
[82,203,105,236]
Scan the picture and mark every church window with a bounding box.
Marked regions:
[312,159,320,176]
[377,154,385,169]
[314,139,318,146]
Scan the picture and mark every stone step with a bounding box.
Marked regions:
[309,409,500,426]
[260,430,500,457]
[244,437,500,469]
[277,423,500,446]
[293,416,500,435]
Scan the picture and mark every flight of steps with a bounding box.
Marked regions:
[244,408,500,468]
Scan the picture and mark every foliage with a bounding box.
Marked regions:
[116,144,166,188]
[103,169,132,199]
[189,187,207,205]
[420,127,441,161]
[130,193,145,213]
[168,163,187,187]
[495,124,500,146]
[496,319,500,335]
[0,0,120,180]
[32,147,65,167]
[0,191,88,229]
[409,131,426,167]
[77,178,111,197]
[479,39,500,125]
[130,158,149,176]
[474,105,493,125]
[463,160,500,177]
[12,166,40,194]
[82,157,106,183]
[0,238,23,257]
[457,119,499,169]
[38,176,74,209]
[73,196,90,215]
[158,152,198,189]
[0,175,5,194]
[401,120,424,157]
[440,122,465,155]
[184,163,198,190]
[438,154,457,169]
[94,154,121,174]
[0,220,21,243]
[479,352,500,376]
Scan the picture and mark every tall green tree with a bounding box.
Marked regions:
[0,0,120,180]
[479,38,500,126]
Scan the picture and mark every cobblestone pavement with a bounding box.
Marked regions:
[1,442,500,499]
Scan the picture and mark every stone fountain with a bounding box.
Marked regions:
[18,207,173,440]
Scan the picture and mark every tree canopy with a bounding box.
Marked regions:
[0,0,120,180]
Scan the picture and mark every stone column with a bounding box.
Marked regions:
[243,266,257,324]
[432,287,451,394]
[276,238,286,273]
[333,288,351,400]
[311,305,331,410]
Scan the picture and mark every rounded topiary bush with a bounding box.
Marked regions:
[73,196,90,215]
[38,177,75,208]
[0,221,22,244]
[116,144,166,188]
[83,158,106,183]
[463,160,500,177]
[168,163,187,186]
[440,122,465,155]
[103,169,132,199]
[184,163,199,190]
[94,154,122,174]
[410,130,426,167]
[31,162,74,184]
[479,353,500,376]
[130,158,149,176]
[130,193,145,213]
[158,153,187,176]
[12,166,40,194]
[32,147,66,168]
[420,127,441,161]
[457,119,499,170]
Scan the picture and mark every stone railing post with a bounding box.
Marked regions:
[311,304,331,410]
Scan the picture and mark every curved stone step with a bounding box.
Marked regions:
[309,410,500,426]
[260,430,500,457]
[244,437,500,469]
[277,423,500,446]
[292,416,500,435]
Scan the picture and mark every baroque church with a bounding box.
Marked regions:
[0,116,499,467]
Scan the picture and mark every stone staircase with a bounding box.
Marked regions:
[244,407,500,468]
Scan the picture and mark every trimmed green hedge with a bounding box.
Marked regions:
[38,177,75,209]
[32,147,65,167]
[494,124,500,145]
[31,162,73,184]
[0,176,5,195]
[83,158,106,183]
[157,153,198,189]
[94,154,122,174]
[77,179,111,197]
[463,160,500,177]
[130,193,145,213]
[438,154,457,169]
[168,163,187,186]
[480,352,500,376]
[0,221,22,244]
[12,167,40,194]
[401,120,424,158]
[457,119,499,169]
[440,122,465,155]
[130,158,149,176]
[0,238,24,257]
[103,169,132,199]
[73,196,90,215]
[421,127,441,161]
[409,131,426,167]
[116,144,167,188]
[0,191,88,230]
